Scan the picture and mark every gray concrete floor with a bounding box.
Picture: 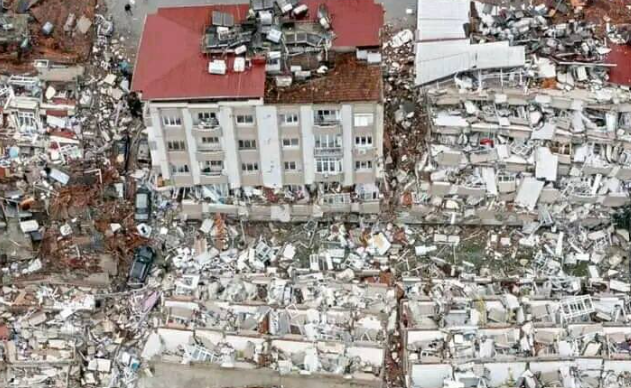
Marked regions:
[104,0,416,56]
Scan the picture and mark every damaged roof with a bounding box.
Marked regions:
[131,4,266,101]
[264,53,383,104]
[606,44,631,87]
[132,0,384,101]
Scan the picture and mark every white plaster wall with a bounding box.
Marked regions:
[300,105,315,185]
[149,105,170,179]
[255,106,282,188]
[220,106,241,189]
[157,328,193,352]
[410,364,452,388]
[483,362,527,387]
[182,108,201,185]
[341,104,354,187]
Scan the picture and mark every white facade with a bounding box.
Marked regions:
[144,100,384,191]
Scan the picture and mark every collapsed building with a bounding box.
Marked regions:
[143,276,395,388]
[401,277,631,388]
[396,0,631,386]
[131,0,385,221]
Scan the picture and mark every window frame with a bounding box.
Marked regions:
[314,134,342,149]
[282,138,300,148]
[241,162,259,174]
[170,164,190,175]
[284,161,298,171]
[353,113,374,127]
[238,139,257,150]
[315,157,342,174]
[355,160,373,171]
[200,160,223,175]
[279,113,299,126]
[167,140,186,151]
[354,135,374,148]
[162,114,182,127]
[235,114,255,126]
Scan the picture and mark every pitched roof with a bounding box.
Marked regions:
[132,0,384,101]
[301,0,384,48]
[131,4,266,101]
[264,53,383,104]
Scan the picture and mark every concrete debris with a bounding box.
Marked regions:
[1,0,631,388]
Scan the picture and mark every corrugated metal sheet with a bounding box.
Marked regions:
[415,39,525,85]
[417,0,469,41]
[415,0,525,85]
[415,40,471,85]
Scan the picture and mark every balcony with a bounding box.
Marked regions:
[314,114,340,127]
[314,147,342,157]
[192,120,222,135]
[196,144,222,153]
[200,168,224,177]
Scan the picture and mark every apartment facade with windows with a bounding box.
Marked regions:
[132,0,385,219]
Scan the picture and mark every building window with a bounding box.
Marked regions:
[354,136,373,147]
[170,164,190,175]
[355,160,373,171]
[241,163,259,173]
[236,114,254,126]
[238,139,257,150]
[282,138,300,148]
[280,113,299,125]
[198,111,217,122]
[162,114,182,126]
[17,111,36,127]
[201,137,219,144]
[284,161,297,171]
[314,109,340,124]
[315,158,341,173]
[201,160,223,175]
[167,140,186,151]
[314,134,342,149]
[354,113,374,127]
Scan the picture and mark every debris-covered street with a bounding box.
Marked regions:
[1,0,631,387]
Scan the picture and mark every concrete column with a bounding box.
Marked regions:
[149,105,170,180]
[341,104,354,187]
[182,107,201,185]
[220,106,241,189]
[255,106,283,188]
[375,104,385,179]
[300,105,315,185]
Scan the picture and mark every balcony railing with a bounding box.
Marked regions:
[314,117,340,126]
[321,193,351,205]
[197,144,222,153]
[195,119,220,130]
[200,168,223,176]
[314,147,342,156]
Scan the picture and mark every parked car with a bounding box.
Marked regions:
[134,187,151,222]
[128,246,156,286]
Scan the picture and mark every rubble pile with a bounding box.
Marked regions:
[1,0,631,387]
[402,277,631,388]
[382,25,428,209]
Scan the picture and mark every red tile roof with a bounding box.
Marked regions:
[132,4,266,101]
[301,0,384,48]
[265,53,383,104]
[606,44,631,87]
[132,0,383,101]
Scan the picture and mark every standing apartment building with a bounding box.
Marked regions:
[131,0,385,220]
